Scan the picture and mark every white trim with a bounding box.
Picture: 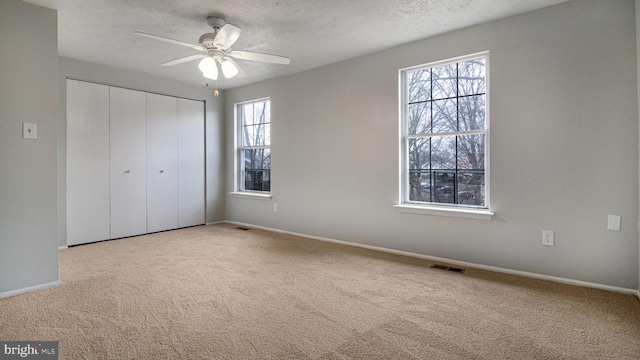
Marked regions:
[234,98,271,193]
[206,220,227,226]
[223,221,637,296]
[398,52,490,211]
[0,280,60,299]
[636,290,640,302]
[58,246,68,251]
[399,51,492,73]
[394,204,494,220]
[229,191,272,200]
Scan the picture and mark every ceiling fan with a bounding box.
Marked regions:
[134,16,290,81]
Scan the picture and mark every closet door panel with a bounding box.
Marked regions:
[66,80,110,245]
[110,87,147,239]
[177,98,205,227]
[146,93,179,233]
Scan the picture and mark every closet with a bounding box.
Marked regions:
[66,79,205,246]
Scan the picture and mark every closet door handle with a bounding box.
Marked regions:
[160,169,165,173]
[124,170,131,174]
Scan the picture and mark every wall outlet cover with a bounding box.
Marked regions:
[542,230,554,246]
[23,123,37,140]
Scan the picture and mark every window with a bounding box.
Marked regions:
[400,53,488,209]
[236,98,271,193]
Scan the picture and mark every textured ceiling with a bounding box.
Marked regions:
[25,0,569,90]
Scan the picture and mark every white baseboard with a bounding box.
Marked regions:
[0,280,60,300]
[58,246,68,251]
[206,221,226,226]
[224,221,638,296]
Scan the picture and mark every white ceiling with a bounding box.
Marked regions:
[25,0,569,90]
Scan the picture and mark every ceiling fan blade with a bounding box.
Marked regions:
[162,54,207,66]
[133,32,206,51]
[228,50,291,65]
[223,57,247,78]
[213,24,242,50]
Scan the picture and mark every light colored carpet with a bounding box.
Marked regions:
[1,223,639,359]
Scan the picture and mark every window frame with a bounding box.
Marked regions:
[234,97,272,196]
[397,52,492,219]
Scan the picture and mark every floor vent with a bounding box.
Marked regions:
[236,227,250,231]
[430,264,465,273]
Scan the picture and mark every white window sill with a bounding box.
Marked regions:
[230,191,272,200]
[394,204,494,221]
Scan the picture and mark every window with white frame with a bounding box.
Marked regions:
[400,53,488,208]
[236,98,271,193]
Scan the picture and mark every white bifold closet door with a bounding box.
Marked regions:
[146,93,179,233]
[66,80,111,245]
[110,87,147,239]
[177,98,205,227]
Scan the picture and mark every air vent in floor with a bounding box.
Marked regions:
[430,264,465,273]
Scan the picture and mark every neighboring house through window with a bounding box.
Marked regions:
[400,53,488,209]
[236,98,271,193]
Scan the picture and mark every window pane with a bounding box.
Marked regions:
[243,148,271,171]
[457,134,484,170]
[432,98,457,133]
[242,148,270,191]
[458,95,485,131]
[241,124,253,146]
[242,101,270,126]
[433,171,455,204]
[263,124,271,145]
[457,171,485,206]
[432,63,457,100]
[408,103,430,135]
[252,101,269,126]
[244,169,271,191]
[458,59,485,96]
[407,69,431,103]
[242,103,255,125]
[250,103,259,125]
[242,123,271,147]
[408,138,430,170]
[431,135,456,170]
[409,170,432,202]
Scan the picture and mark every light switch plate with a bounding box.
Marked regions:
[607,215,621,231]
[23,123,37,140]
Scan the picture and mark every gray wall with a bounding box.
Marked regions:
[57,58,226,247]
[0,0,59,293]
[225,0,640,289]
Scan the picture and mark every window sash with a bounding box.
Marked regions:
[236,98,271,193]
[400,53,488,209]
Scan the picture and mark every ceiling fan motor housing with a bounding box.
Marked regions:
[199,33,218,49]
[206,16,226,29]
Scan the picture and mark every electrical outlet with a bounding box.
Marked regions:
[273,203,278,213]
[542,230,554,246]
[23,123,37,140]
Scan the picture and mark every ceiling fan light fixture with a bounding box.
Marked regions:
[221,59,239,78]
[202,69,218,80]
[198,56,217,73]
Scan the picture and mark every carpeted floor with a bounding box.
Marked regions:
[1,223,639,359]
